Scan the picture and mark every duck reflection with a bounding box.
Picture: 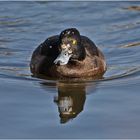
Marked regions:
[41,81,97,124]
[54,83,86,124]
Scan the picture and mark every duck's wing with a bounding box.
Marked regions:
[30,35,60,74]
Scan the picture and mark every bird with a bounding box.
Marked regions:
[30,28,106,79]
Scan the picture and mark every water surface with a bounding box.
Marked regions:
[0,1,140,138]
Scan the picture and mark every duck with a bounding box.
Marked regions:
[30,28,107,79]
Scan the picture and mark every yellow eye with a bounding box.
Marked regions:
[72,40,76,45]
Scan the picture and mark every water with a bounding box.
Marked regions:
[0,1,140,138]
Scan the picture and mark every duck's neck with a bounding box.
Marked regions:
[78,45,86,61]
[70,45,86,61]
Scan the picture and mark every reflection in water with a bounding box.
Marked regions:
[41,82,97,124]
[54,84,86,124]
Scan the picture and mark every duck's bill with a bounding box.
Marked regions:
[59,96,73,114]
[54,49,72,65]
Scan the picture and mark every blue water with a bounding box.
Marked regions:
[0,1,140,138]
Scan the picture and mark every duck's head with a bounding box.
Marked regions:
[54,28,86,65]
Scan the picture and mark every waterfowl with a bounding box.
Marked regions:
[30,28,106,79]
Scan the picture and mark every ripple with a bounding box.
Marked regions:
[120,41,140,48]
[0,16,30,28]
[123,6,140,11]
[0,47,14,56]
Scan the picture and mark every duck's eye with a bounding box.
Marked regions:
[72,40,77,45]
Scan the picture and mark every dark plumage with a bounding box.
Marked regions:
[30,28,106,79]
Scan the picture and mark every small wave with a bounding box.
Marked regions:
[0,72,40,82]
[95,67,140,88]
[123,6,140,11]
[102,67,140,81]
[120,41,140,48]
